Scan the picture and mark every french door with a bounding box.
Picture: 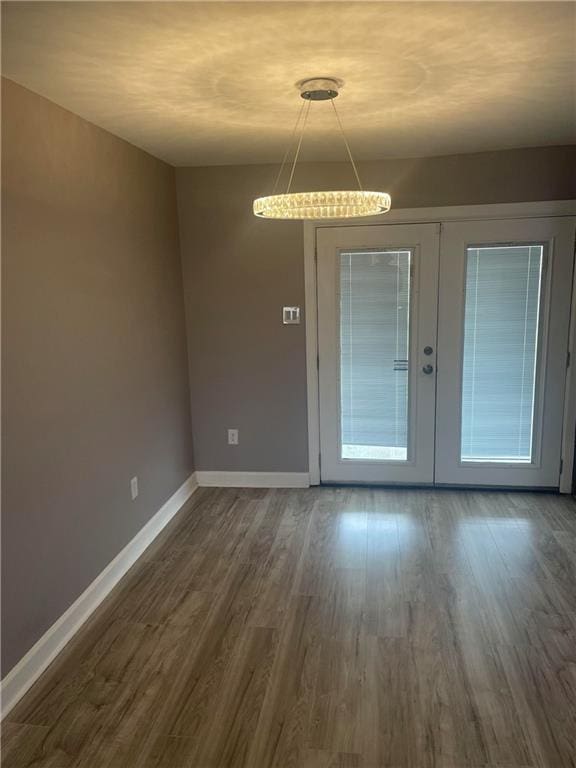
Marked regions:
[317,217,575,487]
[318,223,439,483]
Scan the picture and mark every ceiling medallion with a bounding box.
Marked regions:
[253,77,391,221]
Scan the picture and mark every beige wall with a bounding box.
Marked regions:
[177,146,576,473]
[1,79,194,674]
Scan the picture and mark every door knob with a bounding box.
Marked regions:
[422,364,434,375]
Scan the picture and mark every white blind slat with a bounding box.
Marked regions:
[461,245,543,462]
[340,250,411,461]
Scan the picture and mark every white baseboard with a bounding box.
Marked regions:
[196,471,310,488]
[1,472,198,719]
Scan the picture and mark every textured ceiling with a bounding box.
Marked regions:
[2,1,575,166]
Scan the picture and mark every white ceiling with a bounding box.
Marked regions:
[2,1,575,167]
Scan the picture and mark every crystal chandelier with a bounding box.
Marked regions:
[253,77,391,220]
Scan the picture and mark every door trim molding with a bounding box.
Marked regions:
[304,200,576,490]
[560,244,576,493]
[304,222,321,485]
[308,200,576,230]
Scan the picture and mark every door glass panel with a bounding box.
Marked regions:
[340,249,411,461]
[461,244,544,463]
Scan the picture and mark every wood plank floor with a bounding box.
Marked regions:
[3,487,576,767]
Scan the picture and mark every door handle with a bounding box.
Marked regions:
[422,364,434,375]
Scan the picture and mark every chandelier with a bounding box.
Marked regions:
[253,77,391,221]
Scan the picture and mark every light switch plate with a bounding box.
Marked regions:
[283,306,300,324]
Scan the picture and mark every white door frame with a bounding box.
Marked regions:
[304,199,576,491]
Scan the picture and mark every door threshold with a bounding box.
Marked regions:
[320,481,560,493]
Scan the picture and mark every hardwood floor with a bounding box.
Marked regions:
[3,486,576,767]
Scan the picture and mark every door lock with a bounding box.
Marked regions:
[423,346,434,356]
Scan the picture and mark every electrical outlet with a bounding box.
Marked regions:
[130,476,139,501]
[228,429,239,445]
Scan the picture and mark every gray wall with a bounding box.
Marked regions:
[177,146,576,473]
[177,164,308,473]
[1,79,194,674]
[3,77,575,674]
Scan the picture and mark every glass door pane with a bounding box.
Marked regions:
[340,249,411,461]
[461,245,544,463]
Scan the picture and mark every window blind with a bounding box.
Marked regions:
[340,250,411,461]
[461,245,543,462]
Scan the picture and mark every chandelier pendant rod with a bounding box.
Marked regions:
[330,98,363,191]
[286,98,312,194]
[271,97,307,196]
